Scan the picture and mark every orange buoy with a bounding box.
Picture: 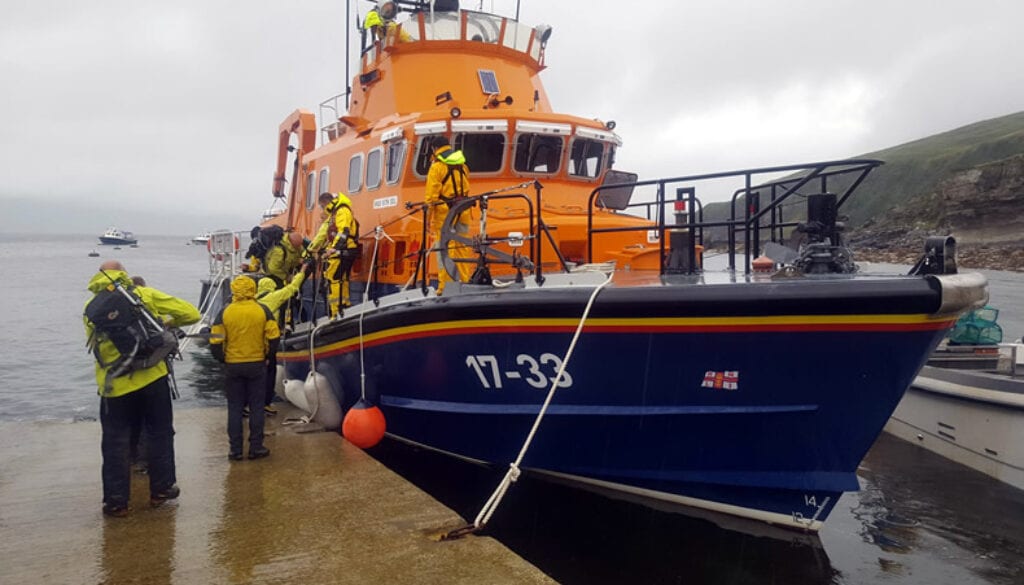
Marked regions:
[342,399,387,449]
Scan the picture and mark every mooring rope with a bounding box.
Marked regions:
[447,269,615,538]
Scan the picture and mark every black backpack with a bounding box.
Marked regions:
[85,285,178,391]
[246,225,286,264]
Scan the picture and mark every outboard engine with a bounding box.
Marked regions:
[793,193,856,274]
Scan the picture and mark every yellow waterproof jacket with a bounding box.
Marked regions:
[425,147,471,232]
[363,9,411,42]
[209,277,281,364]
[256,273,305,319]
[309,198,360,253]
[84,270,200,397]
[246,234,303,282]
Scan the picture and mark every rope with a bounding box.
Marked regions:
[451,269,615,537]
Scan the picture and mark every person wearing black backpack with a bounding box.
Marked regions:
[425,136,473,295]
[243,226,306,289]
[84,260,200,518]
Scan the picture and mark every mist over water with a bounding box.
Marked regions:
[0,233,224,421]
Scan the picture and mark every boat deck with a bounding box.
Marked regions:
[0,406,553,584]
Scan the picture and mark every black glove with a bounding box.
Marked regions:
[302,257,317,277]
[404,201,414,210]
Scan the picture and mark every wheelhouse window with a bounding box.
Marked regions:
[386,140,406,184]
[366,148,383,190]
[414,136,441,177]
[348,154,363,193]
[514,134,563,174]
[305,171,317,210]
[318,168,330,196]
[453,133,505,174]
[568,139,605,179]
[413,133,505,177]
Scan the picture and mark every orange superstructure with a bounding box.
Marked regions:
[270,6,666,290]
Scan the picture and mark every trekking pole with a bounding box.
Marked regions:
[100,270,165,331]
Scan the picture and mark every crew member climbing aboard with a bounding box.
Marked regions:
[308,192,361,316]
[425,136,474,294]
[244,227,306,289]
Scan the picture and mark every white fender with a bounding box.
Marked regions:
[303,371,342,429]
[283,378,310,413]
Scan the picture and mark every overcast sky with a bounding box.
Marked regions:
[2,0,1023,235]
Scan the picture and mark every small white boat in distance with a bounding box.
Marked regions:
[191,232,212,244]
[98,227,137,246]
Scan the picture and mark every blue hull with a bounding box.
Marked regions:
[98,236,137,245]
[280,280,955,530]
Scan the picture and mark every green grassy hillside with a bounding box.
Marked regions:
[846,110,1024,224]
[701,110,1024,231]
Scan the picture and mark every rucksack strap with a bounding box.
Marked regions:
[440,164,467,203]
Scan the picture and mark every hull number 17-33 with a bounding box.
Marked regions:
[465,354,574,390]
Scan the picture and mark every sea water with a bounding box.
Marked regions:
[0,233,226,422]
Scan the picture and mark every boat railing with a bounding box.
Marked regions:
[206,230,244,283]
[319,93,347,143]
[586,159,884,275]
[361,9,546,70]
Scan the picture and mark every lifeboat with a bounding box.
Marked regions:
[256,2,988,531]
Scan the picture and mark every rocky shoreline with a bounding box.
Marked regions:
[852,243,1024,272]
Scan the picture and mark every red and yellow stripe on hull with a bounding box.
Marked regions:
[278,314,956,362]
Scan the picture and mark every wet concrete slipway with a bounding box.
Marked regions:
[0,406,554,585]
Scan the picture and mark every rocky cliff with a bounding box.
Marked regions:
[849,154,1024,271]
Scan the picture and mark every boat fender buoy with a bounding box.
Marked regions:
[282,378,309,412]
[342,399,387,449]
[304,370,342,429]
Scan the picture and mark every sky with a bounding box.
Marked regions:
[2,0,1023,236]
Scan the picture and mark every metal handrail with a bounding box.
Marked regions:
[586,159,884,275]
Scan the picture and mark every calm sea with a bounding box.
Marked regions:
[0,233,226,422]
[1,232,1022,584]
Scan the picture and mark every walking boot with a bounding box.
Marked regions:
[150,484,180,507]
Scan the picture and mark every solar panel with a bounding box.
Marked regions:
[478,69,500,94]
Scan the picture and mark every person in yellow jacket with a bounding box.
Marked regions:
[425,136,474,294]
[254,270,309,413]
[309,192,361,315]
[363,1,411,43]
[246,231,307,288]
[209,276,281,461]
[84,260,200,517]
